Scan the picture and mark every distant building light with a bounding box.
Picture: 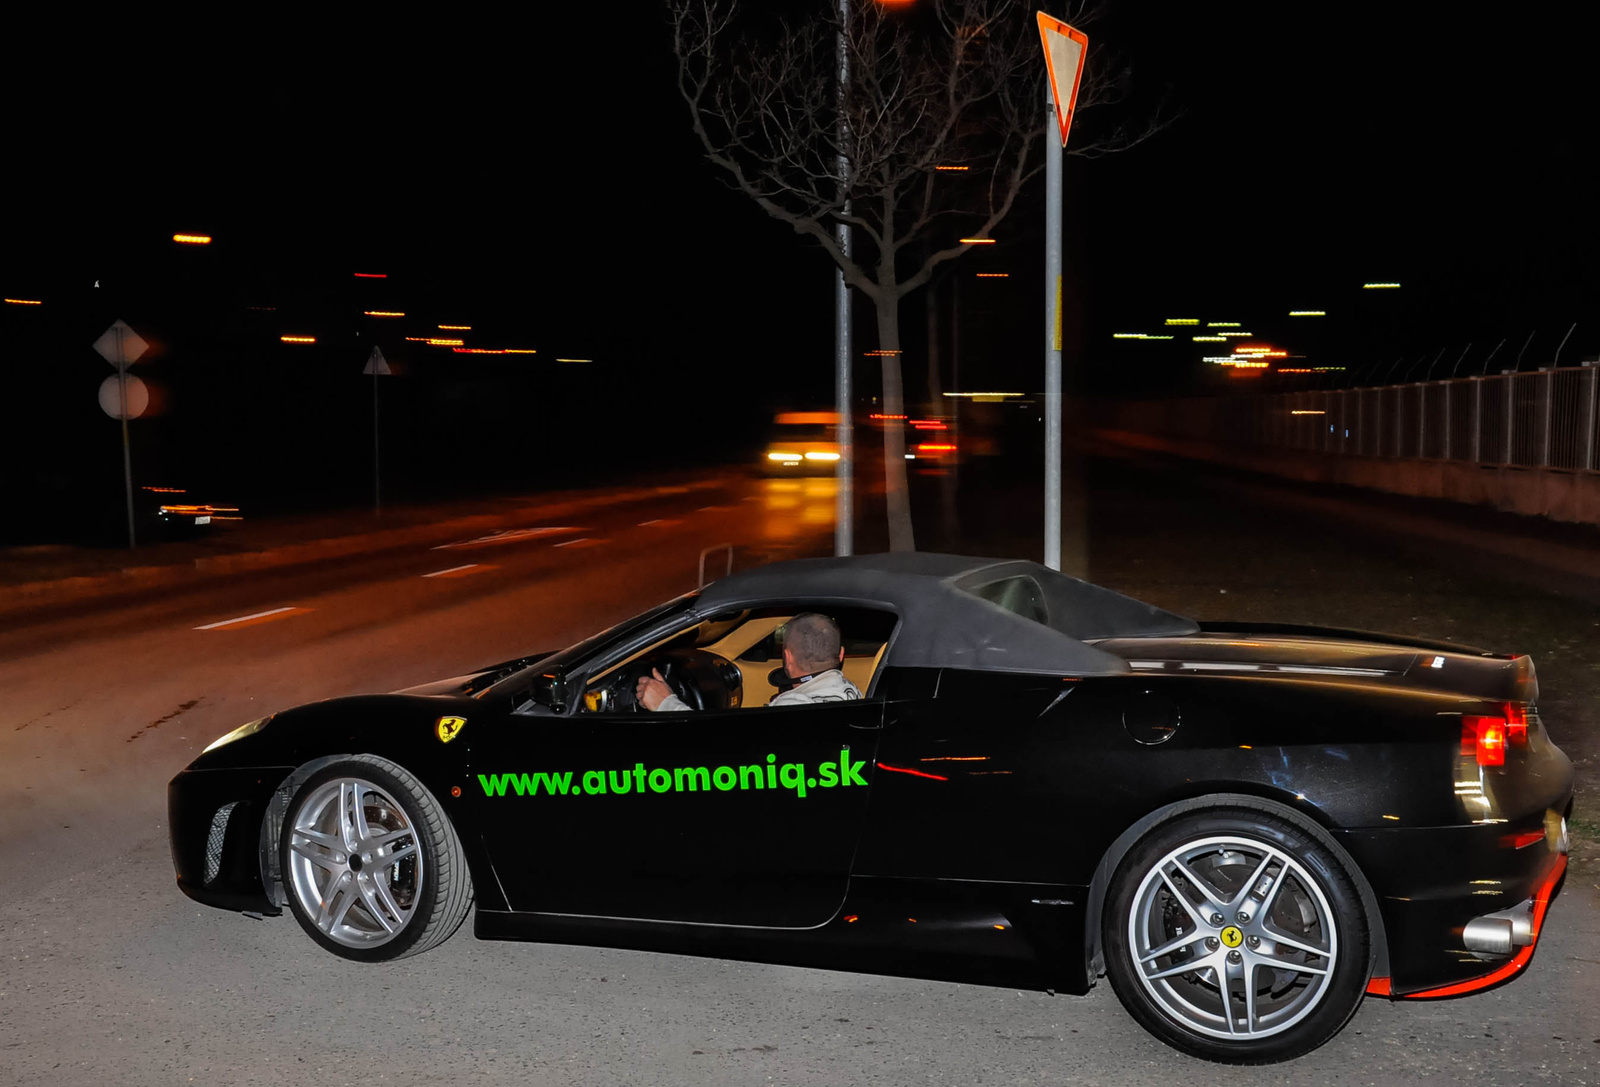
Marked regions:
[172,233,212,245]
[1206,321,1241,327]
[974,273,1009,278]
[1113,333,1144,339]
[863,349,902,356]
[364,310,405,317]
[1219,331,1253,337]
[1279,368,1314,373]
[3,298,42,305]
[1290,409,1326,414]
[869,413,908,420]
[935,165,969,171]
[1362,282,1401,289]
[426,338,465,346]
[916,444,957,452]
[438,324,471,330]
[804,451,841,461]
[353,272,387,279]
[1314,366,1347,372]
[404,336,429,342]
[555,358,592,363]
[280,335,316,344]
[504,348,537,354]
[246,305,276,311]
[767,452,802,462]
[1193,335,1226,342]
[942,391,1024,398]
[1164,318,1199,326]
[959,237,996,245]
[452,347,505,354]
[1288,310,1326,316]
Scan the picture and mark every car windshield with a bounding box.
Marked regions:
[486,592,698,701]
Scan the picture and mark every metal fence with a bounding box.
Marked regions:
[1132,364,1600,472]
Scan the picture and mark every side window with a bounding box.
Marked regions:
[966,575,1048,625]
[581,605,899,712]
[730,606,898,706]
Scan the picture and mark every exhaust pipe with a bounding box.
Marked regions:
[1463,899,1536,956]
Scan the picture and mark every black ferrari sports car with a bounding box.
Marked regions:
[169,553,1573,1063]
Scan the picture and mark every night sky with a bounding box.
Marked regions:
[3,4,1596,543]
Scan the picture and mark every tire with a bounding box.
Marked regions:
[279,756,473,962]
[1102,806,1370,1063]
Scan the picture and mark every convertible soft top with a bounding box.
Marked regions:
[694,553,1198,677]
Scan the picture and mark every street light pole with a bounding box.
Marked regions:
[834,0,854,556]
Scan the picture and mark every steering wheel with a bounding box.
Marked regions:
[623,648,743,712]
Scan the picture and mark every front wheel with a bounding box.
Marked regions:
[280,756,473,962]
[1102,807,1370,1063]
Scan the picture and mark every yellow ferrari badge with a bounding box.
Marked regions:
[436,716,467,743]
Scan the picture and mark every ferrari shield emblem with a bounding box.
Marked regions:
[436,715,467,743]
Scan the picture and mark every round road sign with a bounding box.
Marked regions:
[98,374,150,419]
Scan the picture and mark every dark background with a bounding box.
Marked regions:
[3,3,1595,543]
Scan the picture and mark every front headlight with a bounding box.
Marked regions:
[203,715,272,754]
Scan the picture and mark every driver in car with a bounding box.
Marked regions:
[636,612,862,711]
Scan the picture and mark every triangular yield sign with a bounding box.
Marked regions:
[1037,12,1089,149]
[363,346,392,375]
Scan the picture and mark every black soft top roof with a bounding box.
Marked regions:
[694,553,1198,677]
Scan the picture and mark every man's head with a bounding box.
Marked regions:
[781,613,844,678]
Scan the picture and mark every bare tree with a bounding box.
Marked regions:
[669,0,1159,550]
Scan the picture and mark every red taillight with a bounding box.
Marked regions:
[1504,703,1529,746]
[1463,717,1507,766]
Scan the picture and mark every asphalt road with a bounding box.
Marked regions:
[2,466,1598,1086]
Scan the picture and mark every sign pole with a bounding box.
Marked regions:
[117,326,137,549]
[92,318,150,549]
[1043,79,1062,571]
[1036,12,1087,574]
[373,365,381,516]
[364,346,392,516]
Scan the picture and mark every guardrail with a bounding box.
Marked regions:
[1126,363,1600,472]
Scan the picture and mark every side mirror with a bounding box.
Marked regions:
[531,668,571,713]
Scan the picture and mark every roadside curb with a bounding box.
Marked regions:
[0,479,728,615]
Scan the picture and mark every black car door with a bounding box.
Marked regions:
[470,698,883,927]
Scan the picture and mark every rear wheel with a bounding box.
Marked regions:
[1102,807,1370,1063]
[280,756,472,961]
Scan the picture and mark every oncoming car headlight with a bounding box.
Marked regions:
[203,715,273,754]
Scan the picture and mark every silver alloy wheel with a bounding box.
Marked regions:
[1127,834,1338,1041]
[285,777,423,948]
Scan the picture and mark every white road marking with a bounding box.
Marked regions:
[422,563,482,578]
[638,519,662,526]
[552,537,591,548]
[194,607,298,631]
[432,526,579,550]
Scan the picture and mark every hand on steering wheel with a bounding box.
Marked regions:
[634,667,675,711]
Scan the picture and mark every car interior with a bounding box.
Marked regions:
[581,605,899,713]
